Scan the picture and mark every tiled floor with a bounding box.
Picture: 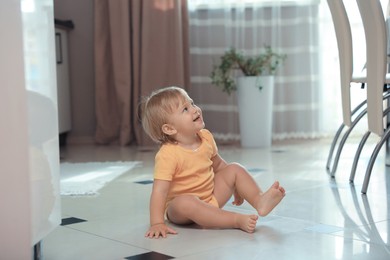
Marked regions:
[42,137,390,259]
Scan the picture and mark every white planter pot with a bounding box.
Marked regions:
[237,76,274,147]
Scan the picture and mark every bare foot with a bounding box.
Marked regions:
[256,181,285,216]
[235,214,258,233]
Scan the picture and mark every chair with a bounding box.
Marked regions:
[357,0,387,137]
[326,0,367,176]
[356,0,390,193]
[326,0,390,186]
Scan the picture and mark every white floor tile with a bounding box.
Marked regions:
[42,226,148,260]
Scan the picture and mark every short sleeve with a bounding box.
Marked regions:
[200,129,218,157]
[154,145,177,181]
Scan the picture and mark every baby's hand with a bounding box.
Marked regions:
[145,223,177,239]
[232,190,244,206]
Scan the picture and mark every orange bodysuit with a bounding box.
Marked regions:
[154,129,219,209]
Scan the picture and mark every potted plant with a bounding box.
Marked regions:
[210,46,286,94]
[210,47,286,147]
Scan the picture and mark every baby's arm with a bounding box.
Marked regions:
[211,153,228,173]
[145,179,177,238]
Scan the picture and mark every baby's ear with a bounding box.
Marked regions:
[162,124,177,136]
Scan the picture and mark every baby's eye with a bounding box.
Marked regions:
[183,107,188,112]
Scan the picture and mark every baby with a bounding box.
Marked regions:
[141,86,285,238]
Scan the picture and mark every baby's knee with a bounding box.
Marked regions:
[170,195,199,212]
[227,162,246,173]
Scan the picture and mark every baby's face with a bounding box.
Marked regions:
[167,97,205,137]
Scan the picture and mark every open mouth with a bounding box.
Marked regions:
[193,115,201,122]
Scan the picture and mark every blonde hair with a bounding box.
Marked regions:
[141,86,191,144]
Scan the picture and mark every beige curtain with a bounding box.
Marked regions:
[188,1,323,142]
[94,0,190,146]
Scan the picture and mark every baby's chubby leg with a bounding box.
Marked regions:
[167,195,258,233]
[213,163,285,216]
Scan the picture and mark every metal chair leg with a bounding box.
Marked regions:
[327,92,390,179]
[361,106,390,194]
[349,131,371,182]
[329,108,367,177]
[326,123,345,171]
[326,99,367,175]
[361,127,390,193]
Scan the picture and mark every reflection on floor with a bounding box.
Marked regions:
[43,137,390,259]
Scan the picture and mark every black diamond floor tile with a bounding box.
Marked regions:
[135,180,154,185]
[61,217,87,226]
[125,251,174,260]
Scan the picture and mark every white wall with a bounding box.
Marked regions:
[0,1,33,258]
[0,0,61,258]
